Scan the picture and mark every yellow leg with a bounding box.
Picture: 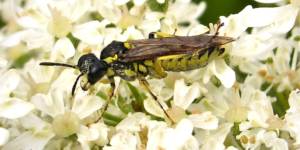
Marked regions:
[87,77,115,127]
[139,78,175,125]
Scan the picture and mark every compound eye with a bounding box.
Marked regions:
[87,61,107,85]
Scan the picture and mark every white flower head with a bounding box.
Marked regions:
[0,69,34,119]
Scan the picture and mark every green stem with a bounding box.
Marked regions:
[103,113,124,123]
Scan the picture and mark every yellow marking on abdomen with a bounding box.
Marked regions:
[177,57,188,71]
[207,47,219,62]
[139,64,147,73]
[133,63,138,72]
[124,69,137,76]
[197,51,208,67]
[144,60,153,67]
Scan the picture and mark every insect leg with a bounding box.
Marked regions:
[87,76,115,127]
[148,31,175,39]
[138,77,175,125]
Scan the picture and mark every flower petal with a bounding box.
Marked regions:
[209,59,236,88]
[0,98,35,119]
[72,21,104,44]
[147,123,174,150]
[2,130,54,150]
[0,127,10,146]
[31,90,65,118]
[116,112,151,133]
[105,132,137,150]
[51,37,75,60]
[77,126,100,143]
[0,30,29,47]
[51,68,76,89]
[22,29,53,49]
[87,123,109,146]
[220,5,251,38]
[133,0,146,6]
[166,119,194,150]
[269,5,299,35]
[231,36,276,57]
[72,91,104,119]
[242,6,284,27]
[68,0,91,22]
[144,96,167,118]
[255,0,283,3]
[11,0,49,28]
[123,26,145,40]
[114,0,130,5]
[188,111,219,129]
[98,2,121,24]
[288,90,300,107]
[0,69,20,96]
[174,79,200,109]
[183,136,199,150]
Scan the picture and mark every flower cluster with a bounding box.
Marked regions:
[0,0,299,150]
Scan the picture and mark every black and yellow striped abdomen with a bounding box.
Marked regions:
[104,44,224,81]
[160,46,222,72]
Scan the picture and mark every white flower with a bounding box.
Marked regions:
[194,122,233,150]
[2,113,55,150]
[284,90,300,146]
[147,119,197,150]
[103,132,137,150]
[188,81,230,118]
[30,89,110,148]
[174,79,200,110]
[242,4,299,35]
[138,11,164,34]
[237,129,288,150]
[97,1,121,24]
[0,69,34,119]
[116,112,151,133]
[0,0,102,60]
[105,118,198,150]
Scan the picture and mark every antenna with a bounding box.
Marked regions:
[39,62,76,69]
[72,73,84,96]
[40,62,82,96]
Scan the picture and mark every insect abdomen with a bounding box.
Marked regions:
[161,46,222,72]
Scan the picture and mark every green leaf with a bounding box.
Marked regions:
[103,113,124,123]
[104,119,119,127]
[126,82,146,113]
[147,0,169,13]
[232,122,243,148]
[117,94,136,114]
[211,75,221,88]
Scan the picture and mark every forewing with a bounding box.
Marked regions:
[120,35,236,61]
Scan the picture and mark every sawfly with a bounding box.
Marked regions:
[40,23,236,126]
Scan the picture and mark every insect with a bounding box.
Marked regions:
[40,23,236,126]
